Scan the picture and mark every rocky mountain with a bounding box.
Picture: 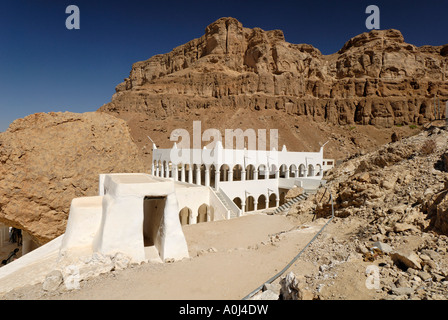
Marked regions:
[0,112,145,244]
[99,17,448,162]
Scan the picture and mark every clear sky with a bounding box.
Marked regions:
[0,0,447,132]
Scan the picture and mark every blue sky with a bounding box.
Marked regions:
[0,0,447,132]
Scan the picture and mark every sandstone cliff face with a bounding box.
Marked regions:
[100,17,448,128]
[0,112,145,244]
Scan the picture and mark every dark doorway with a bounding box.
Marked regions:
[143,196,166,247]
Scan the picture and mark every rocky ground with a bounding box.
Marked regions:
[266,122,448,300]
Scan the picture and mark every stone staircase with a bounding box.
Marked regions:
[215,190,240,218]
[272,193,309,215]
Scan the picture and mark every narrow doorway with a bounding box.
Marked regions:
[143,196,166,247]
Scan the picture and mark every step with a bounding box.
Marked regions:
[272,193,309,214]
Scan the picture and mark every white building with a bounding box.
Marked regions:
[152,141,334,222]
[0,143,335,293]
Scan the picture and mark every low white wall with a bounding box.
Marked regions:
[173,183,210,224]
[60,196,103,256]
[0,236,63,294]
[219,179,279,203]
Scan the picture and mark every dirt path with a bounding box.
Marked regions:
[33,213,326,300]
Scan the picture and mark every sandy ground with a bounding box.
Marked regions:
[54,213,323,300]
[2,211,402,300]
[1,212,327,300]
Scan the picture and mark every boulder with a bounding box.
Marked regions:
[390,250,422,270]
[371,241,393,254]
[42,270,63,292]
[0,112,146,244]
[279,272,314,300]
[285,186,304,200]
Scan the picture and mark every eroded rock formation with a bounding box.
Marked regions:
[100,17,448,128]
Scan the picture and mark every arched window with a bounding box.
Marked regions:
[185,164,192,183]
[258,164,267,179]
[289,164,297,178]
[197,204,211,223]
[279,192,286,206]
[220,164,230,182]
[307,164,314,177]
[299,164,306,177]
[269,193,277,208]
[233,197,242,209]
[315,164,322,176]
[246,196,255,212]
[246,164,255,180]
[269,164,277,179]
[152,160,158,175]
[279,164,288,178]
[163,161,167,178]
[232,164,242,181]
[179,207,192,225]
[200,164,206,185]
[168,161,173,178]
[257,194,267,210]
[193,164,200,184]
[209,164,216,188]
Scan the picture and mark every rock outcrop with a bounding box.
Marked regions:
[100,17,448,128]
[0,112,145,244]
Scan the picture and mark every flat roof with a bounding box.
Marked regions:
[110,174,158,184]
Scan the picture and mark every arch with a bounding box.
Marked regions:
[258,164,267,179]
[269,164,277,179]
[289,164,297,178]
[299,164,306,177]
[197,204,214,223]
[193,164,200,184]
[269,193,277,208]
[210,164,216,188]
[232,164,242,181]
[197,204,210,223]
[246,164,255,180]
[200,164,206,185]
[168,161,173,178]
[279,164,288,178]
[163,161,167,178]
[307,164,314,177]
[257,194,267,210]
[233,197,242,209]
[219,164,230,182]
[279,192,286,206]
[158,160,163,177]
[315,164,322,176]
[246,196,255,212]
[184,163,192,183]
[179,207,192,226]
[152,160,158,175]
[177,163,183,181]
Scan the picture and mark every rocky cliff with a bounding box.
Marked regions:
[0,112,145,244]
[100,17,448,129]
